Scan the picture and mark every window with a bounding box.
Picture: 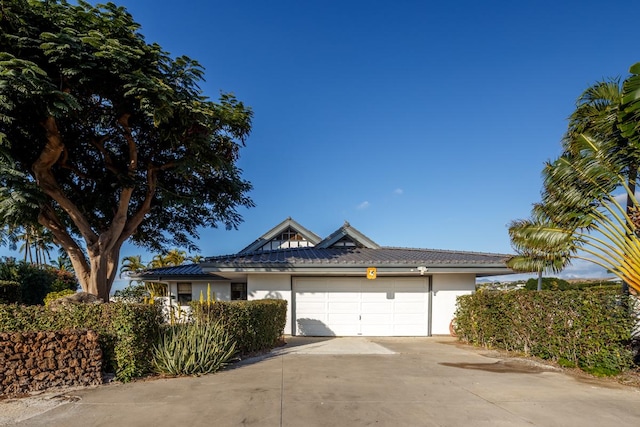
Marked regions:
[258,227,313,251]
[331,236,358,247]
[177,282,192,305]
[231,283,247,301]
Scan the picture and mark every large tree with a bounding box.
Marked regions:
[508,64,640,293]
[0,1,254,300]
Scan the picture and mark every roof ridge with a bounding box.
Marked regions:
[380,246,513,257]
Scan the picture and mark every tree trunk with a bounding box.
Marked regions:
[32,116,155,300]
[537,269,543,291]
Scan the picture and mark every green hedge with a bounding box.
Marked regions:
[0,302,161,381]
[0,280,21,304]
[190,300,287,355]
[454,288,636,375]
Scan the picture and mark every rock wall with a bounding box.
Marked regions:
[0,329,102,395]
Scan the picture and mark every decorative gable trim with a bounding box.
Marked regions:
[238,217,322,255]
[316,221,381,249]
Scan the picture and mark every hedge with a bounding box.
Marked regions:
[0,280,21,304]
[454,288,637,375]
[190,300,287,356]
[0,302,161,381]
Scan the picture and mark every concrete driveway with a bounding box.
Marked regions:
[4,337,640,426]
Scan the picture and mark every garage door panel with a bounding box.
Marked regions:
[393,302,427,312]
[295,292,325,301]
[360,292,394,302]
[328,292,360,301]
[361,301,394,314]
[394,313,427,324]
[328,301,360,311]
[294,277,429,337]
[361,313,393,324]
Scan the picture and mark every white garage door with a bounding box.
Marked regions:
[293,277,429,336]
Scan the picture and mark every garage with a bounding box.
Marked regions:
[293,277,430,336]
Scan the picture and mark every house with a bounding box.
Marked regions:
[135,217,514,336]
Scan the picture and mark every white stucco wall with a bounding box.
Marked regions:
[192,282,231,302]
[247,274,293,335]
[431,274,476,335]
[166,281,231,304]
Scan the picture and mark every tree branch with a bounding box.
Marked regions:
[33,117,98,244]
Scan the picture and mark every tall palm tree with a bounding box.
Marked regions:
[508,218,571,291]
[187,254,204,264]
[148,253,171,269]
[17,224,54,267]
[120,255,146,278]
[0,148,58,267]
[164,249,187,266]
[52,254,74,272]
[514,134,640,293]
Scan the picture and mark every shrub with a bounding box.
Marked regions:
[48,268,79,292]
[113,283,150,304]
[0,258,78,304]
[454,288,636,375]
[0,280,21,304]
[43,289,77,307]
[524,277,571,290]
[153,321,236,376]
[190,299,287,355]
[0,302,161,381]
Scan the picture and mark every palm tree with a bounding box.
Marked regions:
[509,66,640,294]
[0,148,58,268]
[17,224,54,267]
[508,218,571,291]
[148,253,171,269]
[187,254,203,263]
[164,249,187,266]
[120,255,147,278]
[514,134,640,293]
[52,253,74,272]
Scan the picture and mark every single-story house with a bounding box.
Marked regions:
[135,217,514,336]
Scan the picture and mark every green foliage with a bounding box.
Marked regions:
[153,321,236,376]
[524,277,571,290]
[0,0,254,298]
[454,288,635,375]
[190,300,287,355]
[11,261,55,305]
[49,268,79,292]
[0,280,20,303]
[113,283,149,304]
[0,257,78,304]
[43,288,76,307]
[0,302,161,381]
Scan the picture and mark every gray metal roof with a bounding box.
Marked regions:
[135,264,226,280]
[316,221,381,249]
[204,247,512,267]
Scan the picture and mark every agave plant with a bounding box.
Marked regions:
[152,321,236,376]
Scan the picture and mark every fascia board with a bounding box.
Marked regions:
[203,264,514,275]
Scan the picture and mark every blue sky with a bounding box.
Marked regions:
[5,1,640,287]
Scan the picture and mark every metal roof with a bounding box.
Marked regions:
[134,264,226,280]
[204,247,512,267]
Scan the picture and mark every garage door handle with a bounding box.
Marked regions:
[359,315,361,320]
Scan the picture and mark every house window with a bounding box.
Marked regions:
[258,227,312,251]
[331,236,358,247]
[177,282,192,305]
[231,283,247,301]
